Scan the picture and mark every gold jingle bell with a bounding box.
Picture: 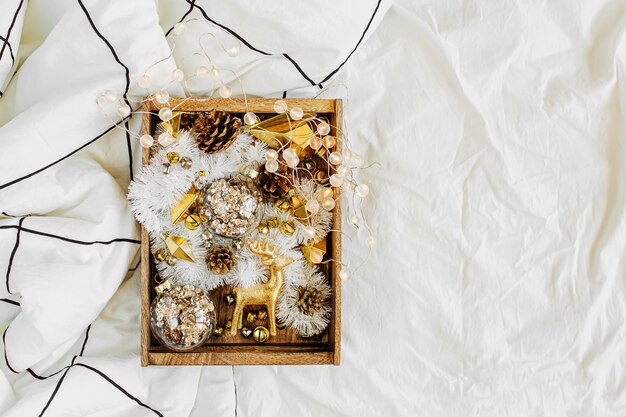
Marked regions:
[241,327,252,338]
[279,220,296,236]
[247,312,257,323]
[184,214,201,230]
[252,326,269,343]
[167,152,180,164]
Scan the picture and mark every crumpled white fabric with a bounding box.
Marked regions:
[3,0,625,416]
[0,0,26,94]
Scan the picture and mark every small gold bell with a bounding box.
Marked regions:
[252,326,269,343]
[257,224,269,234]
[276,322,287,330]
[179,156,192,169]
[184,214,201,230]
[167,152,180,164]
[247,312,257,323]
[225,294,235,305]
[275,198,291,213]
[257,310,268,320]
[266,217,279,228]
[279,220,296,236]
[241,327,252,338]
[225,320,232,330]
[154,248,167,262]
[213,326,224,337]
[162,163,171,174]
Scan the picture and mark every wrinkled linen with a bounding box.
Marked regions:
[2,0,626,416]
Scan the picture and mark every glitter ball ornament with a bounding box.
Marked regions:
[206,245,236,274]
[199,178,264,238]
[150,285,215,351]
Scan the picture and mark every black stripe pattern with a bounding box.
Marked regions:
[0,0,24,67]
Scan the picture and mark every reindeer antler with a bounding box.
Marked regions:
[247,239,276,258]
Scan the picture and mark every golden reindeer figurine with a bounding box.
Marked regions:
[230,239,293,336]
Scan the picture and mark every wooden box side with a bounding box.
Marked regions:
[139,98,342,366]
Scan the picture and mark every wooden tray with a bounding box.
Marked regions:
[139,98,342,366]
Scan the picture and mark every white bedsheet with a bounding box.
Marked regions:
[2,0,626,416]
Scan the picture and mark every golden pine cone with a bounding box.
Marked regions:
[206,245,236,275]
[257,160,292,201]
[193,110,242,154]
[296,287,325,315]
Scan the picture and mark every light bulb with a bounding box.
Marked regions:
[265,159,279,173]
[244,112,258,125]
[273,100,288,113]
[305,199,319,214]
[303,226,316,240]
[320,187,334,199]
[367,236,377,248]
[158,107,173,121]
[226,44,240,57]
[173,22,185,35]
[351,154,364,168]
[349,214,358,225]
[283,148,297,161]
[317,122,330,136]
[103,90,118,102]
[329,151,342,165]
[310,136,323,150]
[117,104,131,117]
[138,72,151,88]
[329,174,344,187]
[343,149,352,161]
[323,135,336,149]
[139,134,154,148]
[346,181,357,191]
[289,107,304,120]
[321,197,335,211]
[196,66,210,78]
[265,149,278,160]
[337,164,350,177]
[171,68,184,82]
[158,132,175,147]
[210,68,220,80]
[285,155,299,168]
[339,269,350,280]
[155,90,169,104]
[219,85,232,98]
[356,183,370,198]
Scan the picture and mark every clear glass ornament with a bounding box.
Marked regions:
[140,134,154,148]
[159,107,173,121]
[150,285,215,351]
[289,107,304,120]
[273,100,288,113]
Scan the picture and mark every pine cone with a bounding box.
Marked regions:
[296,287,325,315]
[206,245,236,275]
[257,159,292,201]
[193,110,242,154]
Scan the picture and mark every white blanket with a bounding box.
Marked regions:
[2,0,626,416]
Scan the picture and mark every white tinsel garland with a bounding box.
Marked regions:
[128,128,333,334]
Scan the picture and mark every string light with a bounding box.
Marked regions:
[317,122,330,136]
[196,66,210,78]
[323,135,336,148]
[273,100,288,113]
[117,104,131,117]
[265,149,278,160]
[171,68,184,82]
[305,199,319,214]
[103,90,118,102]
[310,136,323,150]
[226,44,240,57]
[328,151,342,165]
[351,154,364,168]
[244,111,258,125]
[337,164,350,177]
[355,183,369,198]
[140,134,154,148]
[321,198,335,211]
[173,22,186,35]
[303,226,316,240]
[265,159,279,173]
[219,85,232,98]
[210,68,220,80]
[138,72,152,88]
[339,268,350,280]
[155,90,170,104]
[366,236,377,248]
[158,132,175,147]
[349,214,358,225]
[289,107,304,120]
[158,107,173,121]
[329,174,344,187]
[320,187,334,200]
